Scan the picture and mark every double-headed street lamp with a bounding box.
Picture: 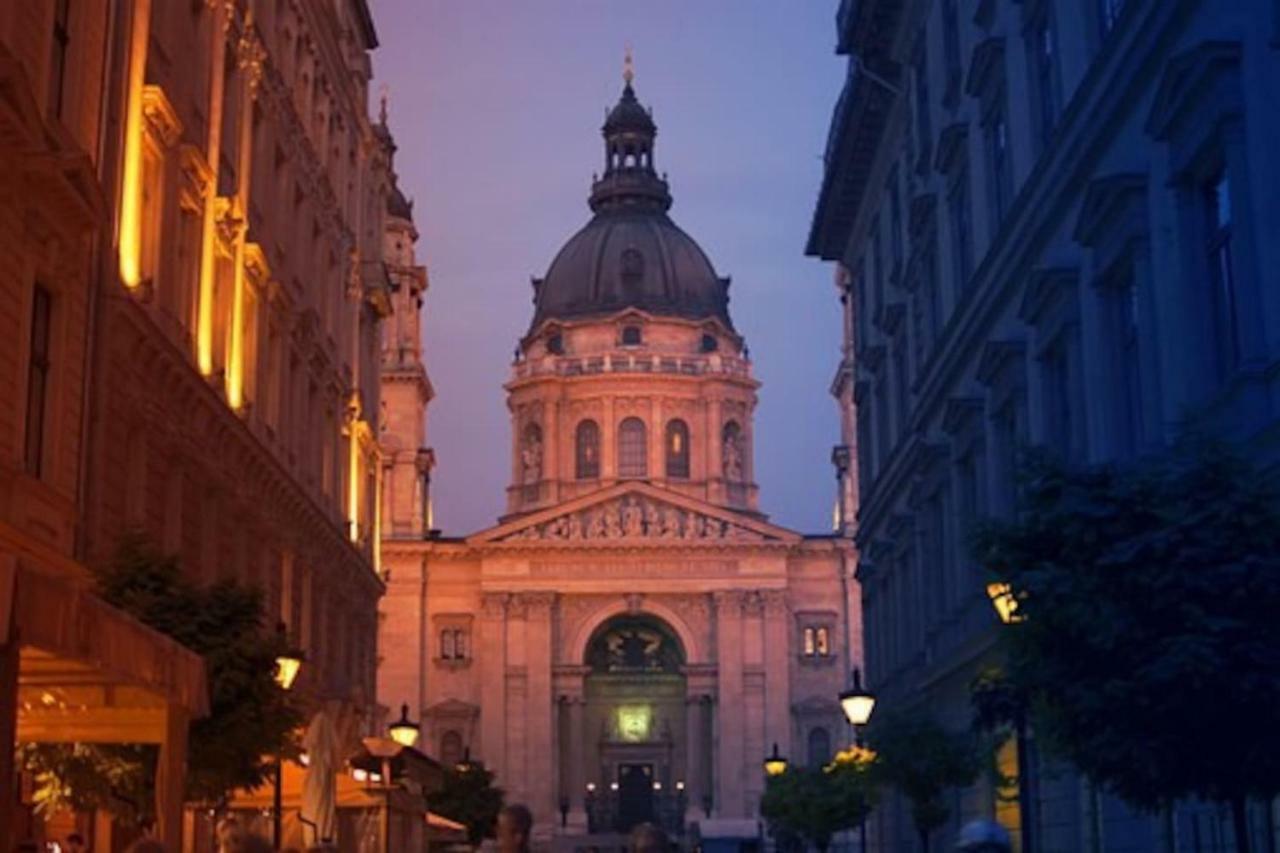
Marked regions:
[840,668,876,853]
[986,582,1035,853]
[273,624,304,850]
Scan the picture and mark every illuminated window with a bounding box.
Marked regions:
[801,625,832,658]
[815,627,830,656]
[665,419,690,478]
[575,419,600,479]
[803,627,816,656]
[618,418,647,478]
[24,285,53,477]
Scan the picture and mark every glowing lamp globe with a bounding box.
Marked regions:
[986,582,1025,624]
[839,669,876,727]
[388,703,420,748]
[763,743,788,777]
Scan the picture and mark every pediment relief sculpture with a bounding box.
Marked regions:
[498,495,764,543]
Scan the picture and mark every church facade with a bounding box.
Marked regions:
[378,69,859,841]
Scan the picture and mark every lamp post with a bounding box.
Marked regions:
[839,668,876,853]
[763,742,788,777]
[388,703,421,749]
[987,583,1035,853]
[273,624,304,851]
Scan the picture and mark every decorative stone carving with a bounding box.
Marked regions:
[494,495,770,544]
[521,427,543,484]
[723,430,743,481]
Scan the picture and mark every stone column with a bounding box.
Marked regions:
[682,661,716,824]
[762,589,792,800]
[522,592,557,838]
[478,593,508,782]
[546,400,561,502]
[650,396,664,478]
[602,396,616,481]
[155,702,190,850]
[708,398,724,503]
[567,696,588,830]
[713,591,744,817]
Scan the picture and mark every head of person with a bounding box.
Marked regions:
[497,804,533,853]
[955,819,1012,852]
[629,822,669,853]
[65,835,86,853]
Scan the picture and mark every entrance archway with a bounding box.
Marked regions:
[582,615,687,835]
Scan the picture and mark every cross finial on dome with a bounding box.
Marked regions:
[623,45,634,86]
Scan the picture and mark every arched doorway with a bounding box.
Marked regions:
[582,615,687,834]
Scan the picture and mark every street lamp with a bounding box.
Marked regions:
[273,623,304,850]
[986,582,1025,624]
[839,668,876,732]
[364,736,405,853]
[388,703,420,748]
[839,668,875,853]
[763,743,788,777]
[986,583,1035,853]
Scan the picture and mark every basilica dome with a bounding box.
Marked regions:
[529,73,733,331]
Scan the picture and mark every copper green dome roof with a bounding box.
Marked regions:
[528,73,733,332]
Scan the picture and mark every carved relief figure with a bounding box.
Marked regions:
[567,512,585,540]
[603,502,624,538]
[623,497,644,537]
[587,510,607,539]
[644,501,661,535]
[661,506,682,538]
[722,427,743,481]
[522,425,543,483]
[547,515,568,539]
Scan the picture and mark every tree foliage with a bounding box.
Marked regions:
[865,709,982,853]
[760,749,876,853]
[426,763,505,845]
[19,534,302,822]
[972,440,1280,849]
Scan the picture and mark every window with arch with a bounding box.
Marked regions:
[665,420,690,478]
[618,418,647,478]
[440,730,464,769]
[808,727,832,767]
[576,419,601,479]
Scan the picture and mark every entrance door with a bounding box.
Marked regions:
[617,763,655,831]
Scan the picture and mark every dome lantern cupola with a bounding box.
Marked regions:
[590,51,672,214]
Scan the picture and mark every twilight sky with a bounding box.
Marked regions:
[370,0,847,534]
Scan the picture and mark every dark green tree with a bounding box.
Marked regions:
[973,439,1280,853]
[865,709,982,853]
[426,763,505,845]
[760,749,876,853]
[19,534,302,823]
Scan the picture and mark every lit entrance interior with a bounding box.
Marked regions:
[582,616,687,835]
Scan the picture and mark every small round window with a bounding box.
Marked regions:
[547,334,564,354]
[700,334,718,353]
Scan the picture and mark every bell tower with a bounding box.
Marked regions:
[378,102,435,539]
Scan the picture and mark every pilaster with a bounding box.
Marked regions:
[712,590,744,816]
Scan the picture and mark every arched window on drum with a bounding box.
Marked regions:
[618,418,647,478]
[666,419,690,479]
[576,419,601,479]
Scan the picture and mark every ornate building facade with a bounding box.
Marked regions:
[2,0,402,847]
[380,70,859,842]
[808,0,1280,850]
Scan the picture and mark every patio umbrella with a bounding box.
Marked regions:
[301,708,341,844]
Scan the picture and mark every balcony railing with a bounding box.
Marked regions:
[513,352,752,382]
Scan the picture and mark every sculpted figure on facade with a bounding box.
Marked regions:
[567,512,584,540]
[521,428,543,483]
[661,506,683,538]
[644,500,661,535]
[623,497,644,537]
[603,503,624,538]
[723,430,743,481]
[587,510,607,539]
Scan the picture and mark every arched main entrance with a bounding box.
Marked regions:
[582,615,687,834]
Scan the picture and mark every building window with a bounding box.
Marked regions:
[665,419,690,479]
[547,333,564,355]
[984,106,1013,227]
[440,628,467,660]
[801,626,831,657]
[24,285,53,477]
[808,728,833,768]
[440,731,464,769]
[1107,276,1143,457]
[943,0,962,92]
[700,333,718,353]
[575,419,600,479]
[618,417,647,478]
[1099,0,1127,37]
[1204,169,1238,379]
[889,170,904,275]
[47,0,72,117]
[1028,8,1062,152]
[948,168,973,290]
[914,41,932,163]
[1040,338,1072,457]
[621,325,642,347]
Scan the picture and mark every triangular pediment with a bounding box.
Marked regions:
[471,482,801,547]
